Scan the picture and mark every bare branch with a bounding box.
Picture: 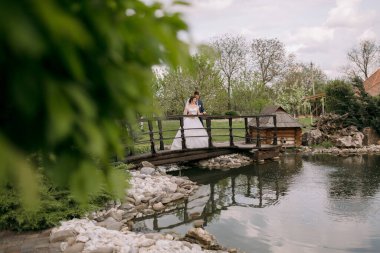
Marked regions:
[347,40,379,79]
[251,38,286,85]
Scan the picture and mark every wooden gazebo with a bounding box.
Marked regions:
[249,106,302,147]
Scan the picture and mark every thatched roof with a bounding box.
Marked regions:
[260,105,286,115]
[364,68,380,96]
[249,105,302,128]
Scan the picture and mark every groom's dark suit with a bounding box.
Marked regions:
[196,99,205,125]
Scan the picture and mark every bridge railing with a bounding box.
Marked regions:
[126,114,277,156]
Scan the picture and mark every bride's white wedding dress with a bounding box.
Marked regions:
[171,106,209,150]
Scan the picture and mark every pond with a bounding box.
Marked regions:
[135,154,380,253]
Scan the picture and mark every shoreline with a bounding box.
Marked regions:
[300,145,380,155]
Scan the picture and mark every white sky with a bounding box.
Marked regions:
[164,0,380,78]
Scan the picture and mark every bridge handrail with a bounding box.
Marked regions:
[127,114,278,156]
[137,114,277,121]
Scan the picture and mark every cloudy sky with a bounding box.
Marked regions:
[168,0,380,78]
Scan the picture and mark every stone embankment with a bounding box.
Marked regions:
[302,145,380,155]
[198,154,252,170]
[49,162,239,253]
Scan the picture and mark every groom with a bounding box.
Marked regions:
[194,91,205,125]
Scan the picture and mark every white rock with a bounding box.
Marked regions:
[138,238,155,248]
[152,202,165,211]
[141,167,155,175]
[76,235,89,243]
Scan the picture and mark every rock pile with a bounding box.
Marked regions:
[198,154,252,170]
[313,113,349,133]
[303,114,365,148]
[51,219,231,253]
[89,166,199,230]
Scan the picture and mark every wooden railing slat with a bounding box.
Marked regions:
[206,118,213,148]
[228,118,234,147]
[157,119,164,151]
[179,117,187,150]
[148,120,157,154]
[256,117,261,148]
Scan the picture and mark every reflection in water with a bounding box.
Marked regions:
[135,155,380,253]
[304,154,380,199]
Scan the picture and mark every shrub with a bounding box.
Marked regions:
[0,172,114,231]
[312,140,334,149]
[0,0,190,207]
[224,111,240,116]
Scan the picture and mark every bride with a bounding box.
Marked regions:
[171,96,209,150]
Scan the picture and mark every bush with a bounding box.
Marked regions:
[224,111,240,116]
[0,0,190,207]
[312,140,334,149]
[0,172,113,231]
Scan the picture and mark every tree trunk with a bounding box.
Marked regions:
[227,76,231,110]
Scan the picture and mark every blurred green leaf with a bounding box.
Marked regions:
[0,0,190,209]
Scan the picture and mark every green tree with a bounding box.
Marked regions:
[212,35,247,110]
[155,49,227,115]
[273,61,327,116]
[232,77,272,114]
[324,79,376,128]
[351,78,380,133]
[0,0,190,207]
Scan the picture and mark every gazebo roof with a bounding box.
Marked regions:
[249,105,302,128]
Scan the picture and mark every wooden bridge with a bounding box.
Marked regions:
[124,115,281,166]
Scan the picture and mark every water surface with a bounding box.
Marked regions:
[137,154,380,253]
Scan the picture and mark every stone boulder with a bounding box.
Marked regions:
[363,127,380,146]
[184,228,222,250]
[50,229,77,243]
[140,161,155,168]
[140,166,155,175]
[302,129,323,146]
[333,131,364,148]
[96,217,123,231]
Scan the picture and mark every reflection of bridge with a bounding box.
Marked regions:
[124,115,281,166]
[133,159,302,232]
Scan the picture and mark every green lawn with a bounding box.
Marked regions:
[130,119,247,154]
[297,116,316,131]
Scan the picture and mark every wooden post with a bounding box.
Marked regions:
[148,120,156,154]
[128,126,135,156]
[179,117,187,150]
[244,117,249,144]
[273,115,278,145]
[157,119,164,151]
[256,117,261,148]
[206,118,213,148]
[228,117,234,147]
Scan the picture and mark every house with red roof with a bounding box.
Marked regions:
[364,69,380,96]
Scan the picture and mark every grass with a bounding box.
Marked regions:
[297,116,317,131]
[311,140,334,149]
[130,119,247,154]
